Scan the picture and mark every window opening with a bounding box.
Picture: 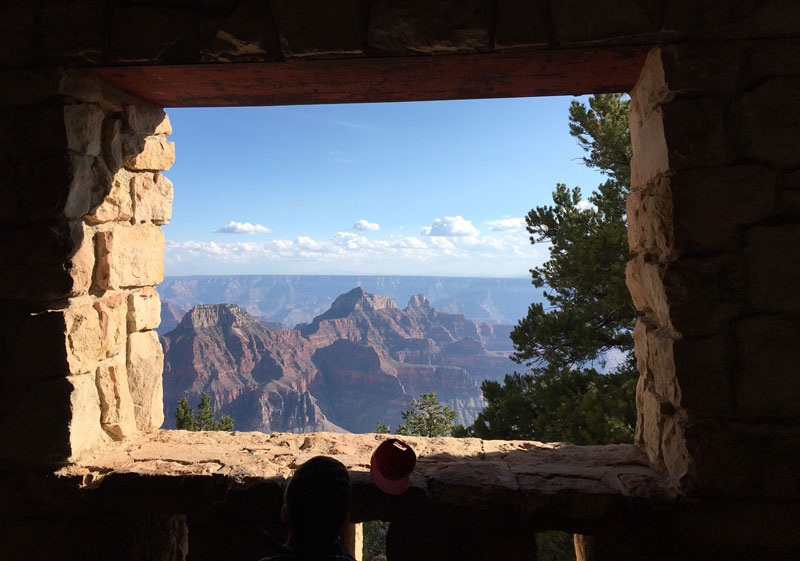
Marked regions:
[158,95,632,561]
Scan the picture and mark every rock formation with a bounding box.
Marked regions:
[157,274,540,326]
[162,288,516,433]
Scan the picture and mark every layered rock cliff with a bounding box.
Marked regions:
[162,288,516,433]
[161,304,334,432]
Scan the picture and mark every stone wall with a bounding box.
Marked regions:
[0,70,173,465]
[627,40,800,498]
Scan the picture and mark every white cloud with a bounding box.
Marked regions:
[422,216,479,237]
[213,221,271,235]
[296,236,322,250]
[487,217,525,231]
[353,219,380,231]
[165,227,543,277]
[334,231,369,249]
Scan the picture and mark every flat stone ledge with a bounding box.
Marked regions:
[64,431,675,533]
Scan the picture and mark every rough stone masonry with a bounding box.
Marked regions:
[0,71,174,463]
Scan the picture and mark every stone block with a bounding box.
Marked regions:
[123,135,175,172]
[629,103,668,188]
[626,175,673,257]
[86,168,133,224]
[627,254,744,337]
[64,302,103,374]
[671,165,776,255]
[745,224,800,313]
[368,0,493,55]
[127,330,165,432]
[746,37,800,86]
[672,334,734,415]
[122,105,172,136]
[633,318,678,404]
[684,419,800,499]
[0,219,84,301]
[734,315,800,418]
[661,97,728,171]
[735,77,800,168]
[549,0,658,45]
[93,292,128,358]
[274,0,367,57]
[128,287,161,332]
[631,47,671,117]
[95,224,165,289]
[96,353,138,440]
[68,371,111,460]
[626,255,669,325]
[64,104,104,156]
[101,116,123,172]
[132,173,173,225]
[59,70,104,103]
[631,89,728,185]
[659,42,743,95]
[67,223,94,296]
[659,408,691,491]
[635,318,735,415]
[200,3,281,62]
[630,165,777,258]
[494,0,549,50]
[634,375,670,470]
[663,254,745,337]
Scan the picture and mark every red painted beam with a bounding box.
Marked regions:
[91,47,649,108]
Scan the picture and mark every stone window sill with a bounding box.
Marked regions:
[62,431,674,534]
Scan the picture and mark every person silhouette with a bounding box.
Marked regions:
[259,456,356,561]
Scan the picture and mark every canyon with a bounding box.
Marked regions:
[161,287,517,433]
[156,274,540,330]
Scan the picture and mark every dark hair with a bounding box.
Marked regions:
[284,456,351,555]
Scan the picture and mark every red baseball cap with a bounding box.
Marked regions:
[370,438,417,495]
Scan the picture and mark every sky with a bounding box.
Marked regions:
[163,95,607,277]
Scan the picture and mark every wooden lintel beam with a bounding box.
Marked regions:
[90,47,649,108]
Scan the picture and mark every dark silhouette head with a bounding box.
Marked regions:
[283,456,352,555]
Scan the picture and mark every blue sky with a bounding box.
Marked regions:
[163,95,606,277]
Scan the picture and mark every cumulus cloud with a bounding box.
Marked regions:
[165,227,543,277]
[353,219,380,231]
[213,221,271,235]
[422,216,479,237]
[487,217,525,231]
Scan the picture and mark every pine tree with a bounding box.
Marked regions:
[175,397,196,430]
[395,393,457,438]
[195,393,216,431]
[175,393,235,432]
[466,94,637,445]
